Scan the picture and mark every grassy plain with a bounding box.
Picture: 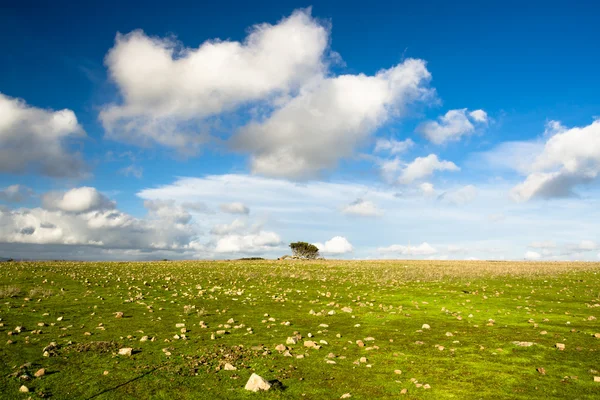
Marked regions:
[1,259,600,399]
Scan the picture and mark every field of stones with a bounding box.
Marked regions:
[1,259,599,399]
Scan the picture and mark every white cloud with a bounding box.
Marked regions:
[576,240,597,251]
[342,199,383,217]
[417,108,487,145]
[220,202,250,215]
[100,9,329,153]
[314,236,353,254]
[378,242,437,256]
[214,231,281,253]
[419,182,436,196]
[374,138,414,154]
[528,241,556,249]
[210,219,247,236]
[398,154,459,184]
[235,58,432,179]
[511,119,600,201]
[144,199,191,224]
[0,185,34,203]
[118,164,143,178]
[438,185,478,205]
[0,93,86,177]
[42,187,115,213]
[524,251,541,260]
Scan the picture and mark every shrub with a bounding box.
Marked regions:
[289,242,320,259]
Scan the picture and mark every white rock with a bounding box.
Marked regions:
[341,394,351,399]
[19,385,29,393]
[286,337,298,345]
[422,324,430,330]
[118,347,133,356]
[224,363,236,371]
[244,373,271,392]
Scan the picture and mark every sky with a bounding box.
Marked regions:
[1,0,600,261]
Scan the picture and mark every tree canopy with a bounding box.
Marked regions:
[289,241,320,259]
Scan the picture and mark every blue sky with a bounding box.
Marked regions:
[1,1,599,260]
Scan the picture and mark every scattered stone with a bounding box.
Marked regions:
[115,312,124,319]
[286,337,298,345]
[512,341,534,347]
[275,344,286,352]
[537,368,546,375]
[223,363,236,371]
[359,357,367,363]
[394,370,402,375]
[103,371,109,375]
[594,376,600,382]
[422,324,430,329]
[400,388,408,394]
[342,307,353,313]
[175,323,185,328]
[445,332,453,337]
[19,385,29,393]
[140,336,149,342]
[555,343,565,351]
[118,347,133,356]
[340,393,351,398]
[244,373,271,392]
[34,368,45,378]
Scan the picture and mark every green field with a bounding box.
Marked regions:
[1,260,600,399]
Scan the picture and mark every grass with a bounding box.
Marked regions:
[0,259,599,399]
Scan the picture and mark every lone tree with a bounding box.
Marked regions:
[289,241,320,259]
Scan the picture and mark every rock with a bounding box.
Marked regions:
[356,340,365,347]
[328,310,335,315]
[364,337,375,341]
[512,341,534,347]
[594,333,600,338]
[537,368,546,375]
[57,317,63,321]
[103,371,109,375]
[394,370,402,375]
[400,388,408,394]
[244,373,271,392]
[340,393,351,398]
[175,323,185,328]
[445,332,453,337]
[223,363,236,371]
[422,324,430,329]
[594,376,600,382]
[118,347,133,356]
[140,336,149,342]
[359,357,367,363]
[275,344,286,352]
[286,337,298,345]
[115,312,124,319]
[19,385,29,393]
[326,360,336,364]
[34,368,45,378]
[342,307,353,313]
[423,384,431,389]
[304,340,316,348]
[555,343,566,351]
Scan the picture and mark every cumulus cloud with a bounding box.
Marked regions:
[0,185,34,203]
[0,193,195,252]
[438,185,478,205]
[214,231,281,253]
[524,251,541,260]
[220,202,250,215]
[144,199,191,224]
[417,108,487,144]
[100,9,329,153]
[235,58,433,179]
[528,241,556,249]
[210,219,247,236]
[0,93,87,177]
[378,242,437,256]
[42,187,115,213]
[314,236,353,254]
[374,138,414,154]
[398,154,459,184]
[511,119,600,201]
[342,199,383,217]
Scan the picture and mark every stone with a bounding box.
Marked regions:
[175,323,185,328]
[34,368,45,378]
[19,385,29,393]
[286,337,298,345]
[140,336,149,342]
[275,344,286,352]
[340,393,351,398]
[422,324,430,330]
[555,343,565,350]
[223,363,236,371]
[244,373,271,392]
[594,376,600,382]
[342,307,353,313]
[512,341,534,347]
[103,371,109,375]
[400,388,408,394]
[115,312,124,319]
[394,370,402,374]
[445,332,453,337]
[359,357,367,363]
[537,368,546,375]
[118,347,133,356]
[304,340,317,348]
